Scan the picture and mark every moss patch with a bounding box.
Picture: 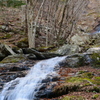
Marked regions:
[59,95,85,100]
[0,54,26,63]
[92,77,100,85]
[92,94,100,99]
[16,37,28,48]
[53,71,100,97]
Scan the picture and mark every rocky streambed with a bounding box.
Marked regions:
[0,32,100,100]
[0,51,100,100]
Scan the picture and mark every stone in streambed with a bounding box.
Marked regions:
[55,44,80,55]
[0,54,26,63]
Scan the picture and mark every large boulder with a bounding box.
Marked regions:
[0,43,16,61]
[55,44,80,55]
[70,34,90,46]
[70,32,100,46]
[0,54,26,63]
[86,47,100,68]
[63,53,91,67]
[86,47,100,54]
[0,43,16,55]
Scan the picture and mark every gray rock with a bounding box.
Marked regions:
[0,43,15,54]
[86,47,100,54]
[3,44,16,55]
[62,53,92,67]
[55,44,80,55]
[1,54,26,63]
[70,34,90,45]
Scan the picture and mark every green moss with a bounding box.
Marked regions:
[53,71,100,98]
[66,72,94,84]
[17,37,28,48]
[0,54,26,63]
[52,71,100,98]
[92,77,100,85]
[19,37,28,43]
[81,72,94,79]
[66,77,84,83]
[65,71,100,88]
[60,96,85,100]
[92,94,100,99]
[53,83,80,97]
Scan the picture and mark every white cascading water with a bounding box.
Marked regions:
[0,56,66,100]
[88,31,100,35]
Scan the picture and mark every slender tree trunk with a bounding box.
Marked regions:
[27,0,35,48]
[25,3,28,34]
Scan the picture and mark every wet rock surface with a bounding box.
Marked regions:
[0,60,36,91]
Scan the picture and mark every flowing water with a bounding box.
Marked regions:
[88,31,100,35]
[0,56,66,100]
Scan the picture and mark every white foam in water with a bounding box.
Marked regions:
[0,56,66,100]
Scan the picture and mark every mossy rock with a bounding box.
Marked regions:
[52,83,80,97]
[53,71,100,97]
[64,55,85,68]
[80,72,94,79]
[0,54,26,63]
[16,37,28,48]
[55,44,79,55]
[92,77,100,85]
[92,94,100,99]
[90,53,100,68]
[59,95,85,100]
[66,72,98,85]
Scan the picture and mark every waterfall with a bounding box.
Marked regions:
[0,56,66,100]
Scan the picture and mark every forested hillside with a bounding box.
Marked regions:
[0,0,100,100]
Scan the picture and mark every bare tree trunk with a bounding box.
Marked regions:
[27,0,35,48]
[25,3,28,34]
[33,0,46,48]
